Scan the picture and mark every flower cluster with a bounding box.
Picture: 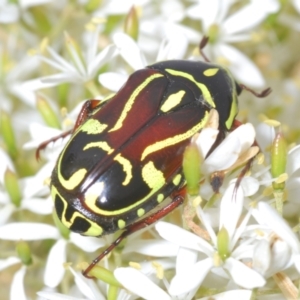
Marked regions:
[1,0,300,300]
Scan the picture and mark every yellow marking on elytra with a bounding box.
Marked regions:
[81,119,108,134]
[59,168,87,190]
[137,208,145,217]
[83,141,113,154]
[118,219,126,229]
[160,90,186,112]
[52,186,103,236]
[109,73,164,132]
[157,194,164,203]
[114,153,133,185]
[81,218,103,236]
[172,174,182,186]
[142,161,166,190]
[141,111,209,160]
[69,170,166,217]
[225,94,238,129]
[203,68,219,77]
[223,69,238,130]
[165,69,215,108]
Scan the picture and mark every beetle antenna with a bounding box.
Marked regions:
[239,84,272,98]
[199,36,210,63]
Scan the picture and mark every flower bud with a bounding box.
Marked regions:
[36,97,61,129]
[16,241,32,266]
[1,110,18,159]
[271,131,287,191]
[217,226,230,261]
[124,6,139,41]
[4,168,21,207]
[183,142,202,195]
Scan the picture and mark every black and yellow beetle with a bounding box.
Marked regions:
[37,37,270,277]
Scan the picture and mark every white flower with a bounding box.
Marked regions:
[23,27,117,92]
[38,265,138,300]
[155,183,265,297]
[0,222,105,288]
[251,202,300,276]
[99,32,189,92]
[0,0,53,24]
[0,149,53,226]
[186,0,280,87]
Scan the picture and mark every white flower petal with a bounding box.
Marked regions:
[0,223,59,240]
[293,254,300,273]
[44,47,78,74]
[231,210,252,251]
[155,221,214,255]
[215,44,265,87]
[196,206,217,243]
[0,3,19,23]
[223,0,279,36]
[0,203,15,226]
[88,44,117,78]
[69,267,104,300]
[21,198,53,215]
[139,258,175,276]
[44,239,67,288]
[186,0,219,31]
[255,202,300,252]
[123,239,179,257]
[175,247,198,275]
[203,133,240,173]
[113,33,146,70]
[287,144,300,176]
[293,0,300,13]
[156,30,188,60]
[23,122,62,150]
[70,232,106,252]
[0,256,21,271]
[286,177,300,203]
[267,239,292,276]
[195,127,219,159]
[115,267,171,300]
[21,163,54,198]
[256,123,275,153]
[98,72,127,92]
[198,289,252,300]
[37,291,86,300]
[228,123,256,153]
[241,176,260,196]
[169,258,213,296]
[11,266,27,300]
[253,240,271,275]
[219,184,244,240]
[224,257,266,289]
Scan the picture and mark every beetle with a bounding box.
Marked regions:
[37,37,270,277]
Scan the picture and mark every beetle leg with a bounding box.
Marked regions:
[239,84,271,98]
[73,99,102,130]
[82,191,185,278]
[199,36,210,63]
[36,129,72,160]
[230,119,260,192]
[36,99,102,160]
